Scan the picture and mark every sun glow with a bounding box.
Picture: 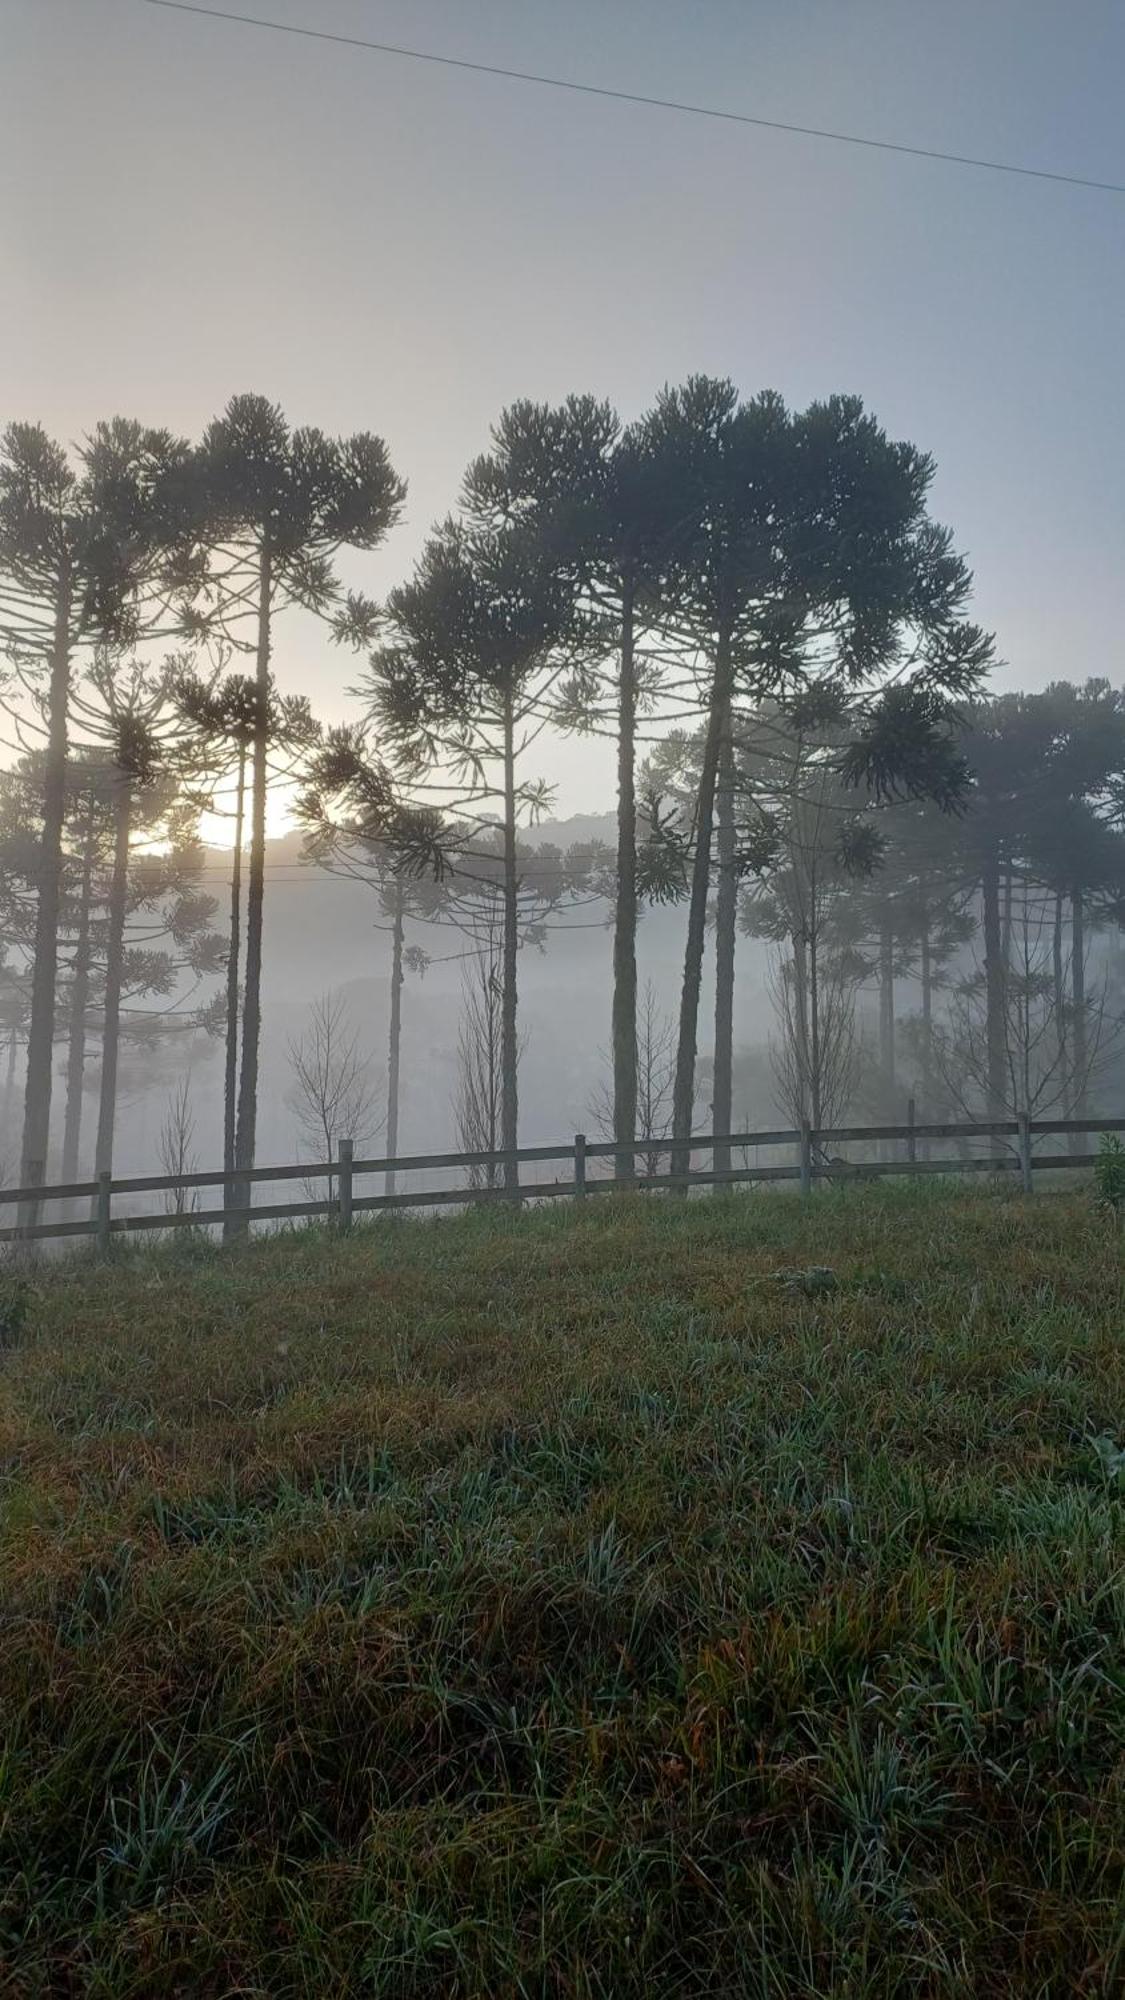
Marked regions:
[197,781,299,851]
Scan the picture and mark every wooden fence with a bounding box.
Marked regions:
[3,1108,1123,1253]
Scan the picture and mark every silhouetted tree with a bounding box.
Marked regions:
[68,656,222,1182]
[58,769,102,1182]
[470,398,683,1178]
[0,419,192,1207]
[736,710,878,1134]
[298,737,448,1196]
[368,515,572,1190]
[933,869,1124,1129]
[190,395,404,1218]
[175,663,319,1187]
[629,383,989,1174]
[863,803,976,1120]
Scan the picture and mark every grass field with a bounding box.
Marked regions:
[0,1183,1122,1997]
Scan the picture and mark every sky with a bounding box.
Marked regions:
[3,0,1124,818]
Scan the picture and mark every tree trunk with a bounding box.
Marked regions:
[485,925,501,1187]
[879,921,895,1100]
[1001,863,1013,967]
[92,772,131,1182]
[500,686,520,1193]
[2,1031,17,1143]
[386,879,405,1199]
[1052,890,1069,1121]
[671,620,733,1181]
[61,792,98,1183]
[222,746,246,1231]
[808,923,823,1133]
[879,918,895,1155]
[233,547,271,1225]
[221,749,246,1238]
[981,856,1006,1131]
[711,723,737,1178]
[1070,882,1087,1152]
[919,917,933,1157]
[792,930,811,1127]
[20,581,72,1217]
[611,577,638,1182]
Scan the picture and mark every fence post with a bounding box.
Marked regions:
[799,1122,812,1199]
[17,1159,44,1243]
[96,1172,112,1259]
[574,1132,587,1200]
[337,1137,353,1233]
[1017,1111,1033,1196]
[906,1095,916,1169]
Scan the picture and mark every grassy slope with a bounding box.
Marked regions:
[0,1184,1122,1998]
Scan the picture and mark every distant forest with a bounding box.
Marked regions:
[3,383,1124,1211]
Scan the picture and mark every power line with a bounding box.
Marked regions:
[139,0,1125,197]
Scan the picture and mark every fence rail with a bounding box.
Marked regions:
[4,1106,1123,1253]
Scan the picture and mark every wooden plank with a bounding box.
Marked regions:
[110,1139,576,1196]
[0,1198,339,1242]
[816,1120,1018,1142]
[109,1161,334,1194]
[114,1199,336,1234]
[0,1179,99,1208]
[0,1185,585,1240]
[583,1129,799,1159]
[0,1217,99,1244]
[352,1182,577,1213]
[0,1139,795,1203]
[591,1163,802,1191]
[349,1141,574,1175]
[0,1192,332,1240]
[821,1156,1017,1178]
[1031,1118,1125,1136]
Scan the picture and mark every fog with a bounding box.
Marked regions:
[83,814,756,1183]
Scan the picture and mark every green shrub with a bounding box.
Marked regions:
[1094,1132,1125,1214]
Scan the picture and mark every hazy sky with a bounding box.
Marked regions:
[4,0,1124,814]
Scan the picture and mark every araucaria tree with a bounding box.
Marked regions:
[2,374,1052,1210]
[190,396,404,1214]
[297,727,447,1197]
[172,665,259,1182]
[0,744,220,1187]
[466,399,682,1179]
[0,419,192,1205]
[175,662,319,1187]
[67,653,223,1183]
[933,871,1124,1127]
[368,510,572,1191]
[737,707,879,1134]
[630,381,990,1170]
